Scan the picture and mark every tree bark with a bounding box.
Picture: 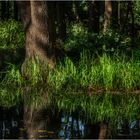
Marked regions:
[1,1,6,20]
[28,1,55,64]
[18,1,57,77]
[14,1,19,21]
[103,0,112,33]
[129,1,135,48]
[98,122,108,139]
[6,1,10,19]
[56,1,66,41]
[23,106,48,139]
[112,1,120,30]
[17,1,31,31]
[89,0,100,33]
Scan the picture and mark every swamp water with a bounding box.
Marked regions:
[0,105,140,139]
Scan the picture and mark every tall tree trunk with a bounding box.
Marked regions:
[28,1,55,64]
[103,0,112,33]
[14,1,18,21]
[6,1,10,19]
[56,1,66,41]
[1,1,6,20]
[118,1,121,30]
[112,1,120,30]
[89,0,100,33]
[18,1,56,77]
[17,1,31,31]
[129,1,135,48]
[121,2,129,34]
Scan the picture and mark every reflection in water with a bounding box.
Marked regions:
[0,106,140,139]
[0,106,22,139]
[116,120,140,139]
[59,114,85,139]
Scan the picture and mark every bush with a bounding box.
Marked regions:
[0,20,24,49]
[0,20,25,68]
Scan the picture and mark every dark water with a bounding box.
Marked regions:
[0,106,140,139]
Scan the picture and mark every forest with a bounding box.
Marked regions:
[0,0,140,139]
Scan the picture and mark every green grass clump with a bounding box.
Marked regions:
[47,51,140,92]
[0,86,21,107]
[2,50,140,92]
[1,63,23,86]
[53,92,139,125]
[1,51,140,124]
[0,20,24,49]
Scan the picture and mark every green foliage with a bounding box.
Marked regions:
[134,1,140,25]
[65,23,93,51]
[54,92,139,124]
[0,86,21,107]
[1,52,140,123]
[1,63,23,86]
[65,24,131,54]
[47,51,140,92]
[0,20,24,49]
[0,20,25,68]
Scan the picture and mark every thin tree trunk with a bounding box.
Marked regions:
[89,0,100,33]
[98,122,108,139]
[56,1,66,41]
[121,2,129,34]
[129,1,135,48]
[118,1,121,30]
[16,1,31,31]
[14,1,18,21]
[6,1,10,19]
[1,1,6,20]
[112,1,119,29]
[103,0,112,33]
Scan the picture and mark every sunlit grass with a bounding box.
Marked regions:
[1,51,140,124]
[47,51,140,92]
[2,51,140,92]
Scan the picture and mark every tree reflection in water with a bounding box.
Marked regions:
[1,106,140,139]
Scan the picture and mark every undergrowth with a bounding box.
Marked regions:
[0,21,140,124]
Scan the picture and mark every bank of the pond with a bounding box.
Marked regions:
[1,51,140,123]
[0,84,140,126]
[2,52,140,92]
[48,52,140,92]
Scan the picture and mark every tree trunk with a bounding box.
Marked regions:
[28,1,55,64]
[98,122,108,139]
[56,1,66,41]
[86,123,100,139]
[14,1,19,21]
[129,1,135,48]
[1,1,6,20]
[16,1,31,31]
[118,1,121,30]
[103,0,112,33]
[23,106,48,139]
[89,0,100,33]
[18,1,57,77]
[121,2,129,34]
[112,1,120,29]
[6,1,10,19]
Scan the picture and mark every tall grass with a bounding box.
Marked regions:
[1,51,140,123]
[47,51,140,92]
[2,51,140,92]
